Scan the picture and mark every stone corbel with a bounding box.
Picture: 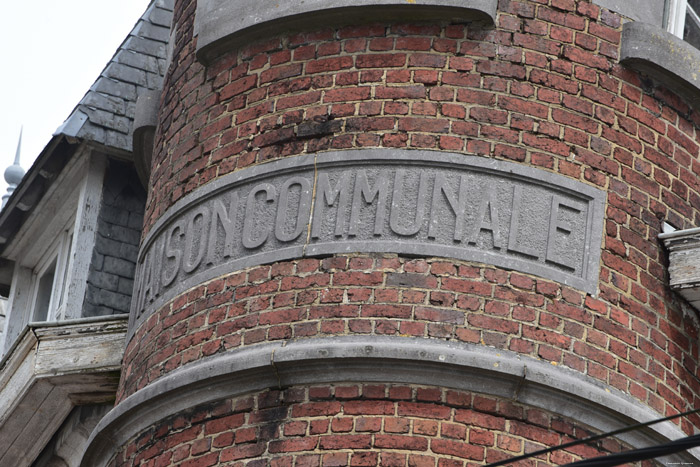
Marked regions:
[132,90,161,188]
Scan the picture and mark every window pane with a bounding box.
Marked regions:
[685,2,700,49]
[33,258,57,322]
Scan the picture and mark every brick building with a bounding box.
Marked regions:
[0,1,172,465]
[3,0,700,465]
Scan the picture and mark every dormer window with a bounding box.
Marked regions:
[667,0,700,49]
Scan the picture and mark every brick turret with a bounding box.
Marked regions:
[83,1,700,465]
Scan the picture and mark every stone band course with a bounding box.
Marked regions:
[83,336,698,466]
[131,149,604,336]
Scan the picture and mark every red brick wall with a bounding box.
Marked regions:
[119,254,699,435]
[119,0,700,461]
[111,384,652,467]
[150,0,700,233]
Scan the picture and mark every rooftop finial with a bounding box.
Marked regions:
[2,128,26,209]
[13,127,22,165]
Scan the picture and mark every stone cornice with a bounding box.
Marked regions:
[194,0,498,64]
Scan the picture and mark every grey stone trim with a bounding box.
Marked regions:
[621,21,700,110]
[132,90,161,187]
[81,336,698,467]
[130,149,605,339]
[592,0,665,27]
[194,0,498,64]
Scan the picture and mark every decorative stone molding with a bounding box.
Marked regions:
[132,90,161,188]
[621,21,700,109]
[660,227,700,310]
[0,315,128,467]
[81,336,699,467]
[194,0,498,64]
[129,149,605,338]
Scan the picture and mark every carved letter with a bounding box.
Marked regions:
[546,196,583,270]
[428,174,469,241]
[183,207,210,273]
[207,192,239,265]
[135,259,148,314]
[242,183,277,249]
[469,187,502,248]
[390,170,429,237]
[163,221,185,287]
[349,171,388,236]
[141,252,153,308]
[311,171,352,239]
[142,237,165,307]
[507,186,539,258]
[275,176,312,242]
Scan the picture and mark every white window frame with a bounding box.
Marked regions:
[667,0,700,39]
[28,222,74,323]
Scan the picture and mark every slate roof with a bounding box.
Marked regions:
[55,0,174,152]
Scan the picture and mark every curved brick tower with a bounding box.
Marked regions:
[83,0,700,465]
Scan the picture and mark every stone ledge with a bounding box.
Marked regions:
[81,336,697,466]
[128,149,606,339]
[194,0,498,64]
[621,22,700,110]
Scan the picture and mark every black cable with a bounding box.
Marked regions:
[562,433,700,466]
[484,406,700,467]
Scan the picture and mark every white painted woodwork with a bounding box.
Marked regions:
[2,145,89,264]
[63,153,106,320]
[1,147,110,352]
[0,316,127,467]
[668,0,689,38]
[660,227,700,310]
[2,266,33,354]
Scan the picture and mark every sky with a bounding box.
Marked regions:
[0,0,152,195]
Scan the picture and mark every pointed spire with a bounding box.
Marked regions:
[2,128,26,209]
[14,127,22,165]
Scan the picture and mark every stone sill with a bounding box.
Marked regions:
[194,0,498,64]
[621,22,700,110]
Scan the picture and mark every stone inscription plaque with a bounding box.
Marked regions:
[129,149,605,336]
